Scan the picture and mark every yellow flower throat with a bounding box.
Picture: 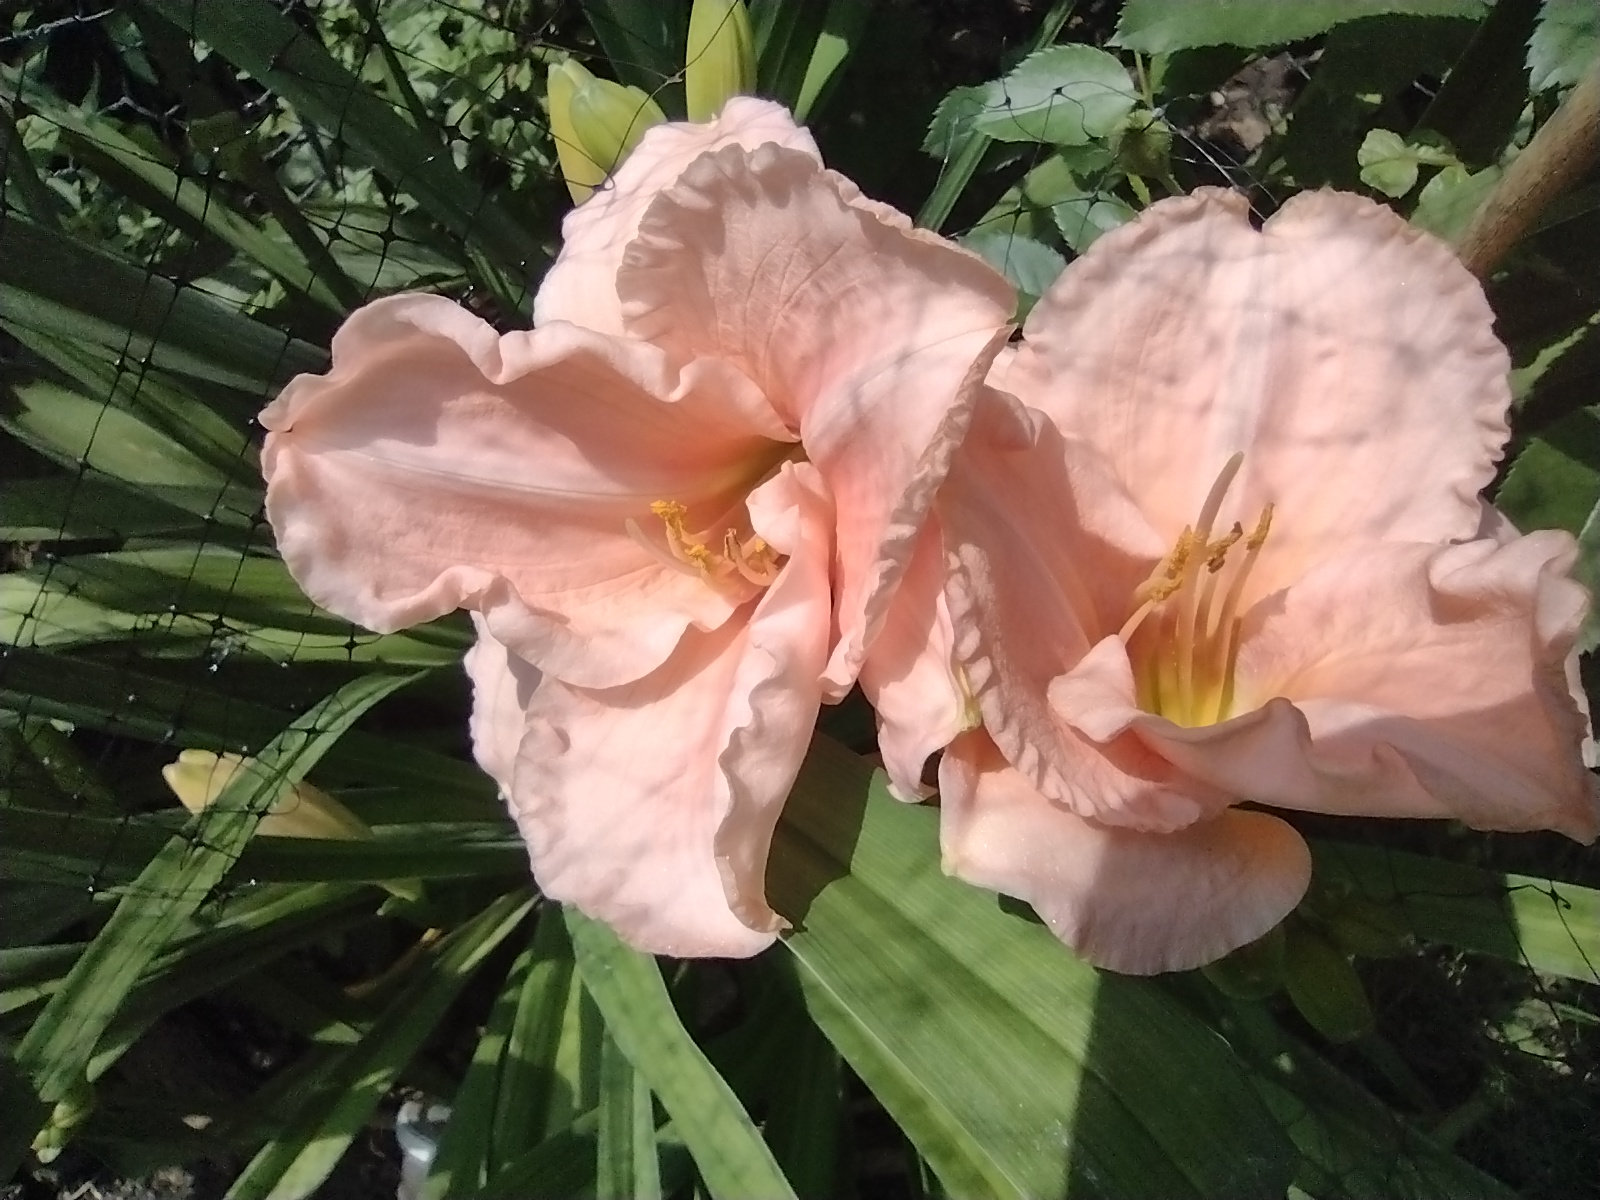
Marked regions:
[628,500,782,587]
[1118,453,1273,728]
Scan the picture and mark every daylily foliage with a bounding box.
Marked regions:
[264,113,1595,973]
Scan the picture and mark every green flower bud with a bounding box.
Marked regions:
[685,0,756,122]
[1284,924,1375,1044]
[547,59,667,203]
[1201,922,1287,1000]
[1111,110,1173,180]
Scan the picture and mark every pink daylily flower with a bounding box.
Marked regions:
[260,99,1014,956]
[932,188,1599,976]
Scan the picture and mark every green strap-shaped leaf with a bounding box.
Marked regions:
[566,908,798,1200]
[12,672,414,1107]
[770,737,1295,1200]
[223,888,535,1200]
[423,937,538,1199]
[139,0,543,295]
[0,217,326,393]
[1311,841,1600,983]
[0,647,496,806]
[597,1028,663,1200]
[1,74,348,311]
[579,0,689,104]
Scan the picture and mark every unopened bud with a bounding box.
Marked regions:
[547,59,667,203]
[162,749,369,841]
[685,0,756,122]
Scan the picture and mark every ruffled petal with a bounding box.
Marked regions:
[1042,536,1599,842]
[857,519,966,801]
[505,462,832,957]
[535,97,819,335]
[261,293,789,688]
[1235,534,1599,840]
[462,616,538,796]
[1006,188,1511,601]
[618,143,1015,695]
[941,391,1200,829]
[938,731,1312,975]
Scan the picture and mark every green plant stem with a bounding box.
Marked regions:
[1455,58,1600,276]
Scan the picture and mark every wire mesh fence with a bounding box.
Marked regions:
[2,3,1598,1198]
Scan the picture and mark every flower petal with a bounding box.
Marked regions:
[939,731,1312,975]
[505,462,833,957]
[617,142,1015,695]
[535,97,818,335]
[1044,536,1599,841]
[262,293,789,688]
[463,616,537,797]
[857,519,965,801]
[1234,534,1599,840]
[941,391,1199,829]
[1005,188,1511,599]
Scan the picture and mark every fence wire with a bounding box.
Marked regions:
[1,5,1597,1199]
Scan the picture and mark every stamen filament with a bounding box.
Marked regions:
[626,517,704,578]
[1117,455,1272,728]
[633,499,787,590]
[1176,453,1243,723]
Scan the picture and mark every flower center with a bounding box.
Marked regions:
[626,499,784,587]
[1118,452,1273,728]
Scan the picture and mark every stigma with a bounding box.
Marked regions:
[627,499,783,587]
[1118,453,1273,727]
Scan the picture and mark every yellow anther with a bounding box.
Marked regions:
[1118,453,1276,728]
[1247,503,1274,550]
[1206,523,1244,572]
[634,499,785,588]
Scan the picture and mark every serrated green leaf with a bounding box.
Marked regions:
[971,44,1138,146]
[1113,0,1491,53]
[769,738,1294,1200]
[1411,161,1503,240]
[915,2,1077,230]
[1048,179,1137,251]
[566,908,797,1200]
[1529,0,1600,92]
[1495,407,1600,534]
[959,228,1064,320]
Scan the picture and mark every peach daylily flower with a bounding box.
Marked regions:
[260,99,1014,957]
[933,188,1599,975]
